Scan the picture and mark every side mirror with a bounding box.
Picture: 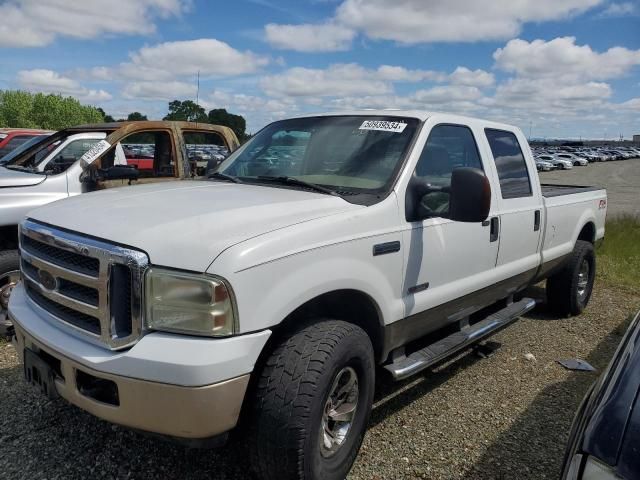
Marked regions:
[206,158,221,176]
[448,167,491,222]
[97,165,140,182]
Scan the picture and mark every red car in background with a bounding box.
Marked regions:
[0,129,53,159]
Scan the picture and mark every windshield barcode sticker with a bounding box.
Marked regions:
[359,120,407,133]
[79,139,110,166]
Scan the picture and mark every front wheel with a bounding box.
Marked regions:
[547,240,595,316]
[249,320,375,480]
[0,250,20,330]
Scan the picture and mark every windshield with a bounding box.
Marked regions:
[3,132,105,173]
[217,115,419,195]
[0,134,51,165]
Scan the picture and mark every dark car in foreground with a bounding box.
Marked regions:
[562,309,640,480]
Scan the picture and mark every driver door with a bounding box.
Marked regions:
[402,124,500,332]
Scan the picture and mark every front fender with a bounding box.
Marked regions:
[215,238,405,334]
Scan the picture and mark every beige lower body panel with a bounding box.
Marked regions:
[14,325,249,439]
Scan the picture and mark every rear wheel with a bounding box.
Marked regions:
[547,240,595,316]
[0,250,20,330]
[249,320,375,480]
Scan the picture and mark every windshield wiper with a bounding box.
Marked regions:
[255,176,338,196]
[207,171,241,183]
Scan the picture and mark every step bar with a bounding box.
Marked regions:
[384,297,537,380]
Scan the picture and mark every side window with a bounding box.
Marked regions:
[88,131,176,191]
[485,129,532,199]
[46,138,101,174]
[182,131,228,177]
[413,124,483,218]
[118,131,175,178]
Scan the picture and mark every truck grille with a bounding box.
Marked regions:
[19,219,148,350]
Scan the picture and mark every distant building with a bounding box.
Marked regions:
[634,134,640,143]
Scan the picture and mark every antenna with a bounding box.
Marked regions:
[195,70,200,124]
[195,70,201,104]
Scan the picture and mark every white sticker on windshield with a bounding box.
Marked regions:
[359,120,407,133]
[79,139,110,166]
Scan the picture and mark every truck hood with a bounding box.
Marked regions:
[28,181,360,272]
[0,167,46,187]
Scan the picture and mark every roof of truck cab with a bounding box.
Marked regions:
[290,110,521,131]
[67,121,235,132]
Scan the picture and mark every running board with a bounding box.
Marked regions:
[384,297,537,380]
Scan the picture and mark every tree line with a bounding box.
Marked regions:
[0,91,249,141]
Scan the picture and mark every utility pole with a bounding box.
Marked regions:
[529,120,532,140]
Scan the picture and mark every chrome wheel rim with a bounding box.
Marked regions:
[577,260,590,300]
[320,366,359,458]
[0,270,20,311]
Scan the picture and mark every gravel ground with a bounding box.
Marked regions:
[539,158,640,217]
[1,281,638,480]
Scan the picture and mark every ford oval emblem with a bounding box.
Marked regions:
[38,270,57,291]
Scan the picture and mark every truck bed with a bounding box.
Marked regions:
[541,184,603,198]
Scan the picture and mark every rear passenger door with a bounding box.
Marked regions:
[484,128,543,282]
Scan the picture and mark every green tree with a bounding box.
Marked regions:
[0,90,38,128]
[96,107,116,122]
[207,108,247,141]
[0,90,103,129]
[163,100,207,122]
[127,111,148,121]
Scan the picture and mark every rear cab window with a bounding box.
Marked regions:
[182,131,229,177]
[484,128,532,199]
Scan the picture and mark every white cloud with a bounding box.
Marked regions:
[122,39,269,80]
[412,85,484,104]
[81,39,270,103]
[335,0,603,44]
[17,69,112,102]
[449,67,495,88]
[260,64,392,97]
[122,81,196,100]
[598,2,636,17]
[0,0,188,48]
[491,77,612,114]
[264,22,355,52]
[620,98,640,110]
[260,63,467,98]
[494,37,640,81]
[376,65,445,82]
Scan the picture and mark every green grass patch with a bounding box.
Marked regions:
[597,215,640,288]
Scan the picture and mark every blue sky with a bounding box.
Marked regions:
[1,0,639,139]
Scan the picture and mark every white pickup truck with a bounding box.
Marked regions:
[7,112,606,480]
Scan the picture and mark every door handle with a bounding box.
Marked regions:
[534,210,541,231]
[490,217,499,242]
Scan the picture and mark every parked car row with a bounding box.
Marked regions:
[532,144,640,172]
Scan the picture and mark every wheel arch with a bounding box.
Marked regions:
[577,221,596,244]
[268,288,386,363]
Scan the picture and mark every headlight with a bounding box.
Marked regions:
[145,268,236,337]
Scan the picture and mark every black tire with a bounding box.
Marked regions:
[249,320,375,480]
[0,250,20,322]
[546,240,595,316]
